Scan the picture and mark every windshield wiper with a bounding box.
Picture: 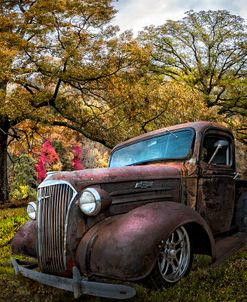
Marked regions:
[165,129,178,139]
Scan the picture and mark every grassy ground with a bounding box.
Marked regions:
[0,207,246,302]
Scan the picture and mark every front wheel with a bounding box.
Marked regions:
[148,225,193,288]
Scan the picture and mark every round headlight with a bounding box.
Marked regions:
[27,202,37,220]
[79,188,101,216]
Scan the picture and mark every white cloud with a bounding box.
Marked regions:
[113,0,247,34]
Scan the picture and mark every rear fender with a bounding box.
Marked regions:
[76,202,215,281]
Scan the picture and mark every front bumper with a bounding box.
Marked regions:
[11,257,136,300]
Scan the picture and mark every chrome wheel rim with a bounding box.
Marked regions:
[158,226,191,283]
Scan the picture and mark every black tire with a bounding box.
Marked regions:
[147,225,193,289]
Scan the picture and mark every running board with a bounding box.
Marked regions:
[213,232,247,267]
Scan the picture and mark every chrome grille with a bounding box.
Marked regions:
[37,181,77,273]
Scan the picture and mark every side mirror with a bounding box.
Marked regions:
[213,140,229,148]
[208,140,229,164]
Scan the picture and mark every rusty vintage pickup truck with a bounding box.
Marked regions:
[11,121,247,299]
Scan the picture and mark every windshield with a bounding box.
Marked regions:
[109,129,194,167]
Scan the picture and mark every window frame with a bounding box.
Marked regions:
[109,128,196,168]
[200,130,234,169]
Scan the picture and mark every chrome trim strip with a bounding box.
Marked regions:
[38,180,77,194]
[64,188,77,269]
[37,180,77,271]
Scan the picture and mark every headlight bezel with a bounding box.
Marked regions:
[27,201,37,220]
[78,187,111,216]
[79,188,101,216]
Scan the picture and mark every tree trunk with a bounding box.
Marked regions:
[0,116,9,204]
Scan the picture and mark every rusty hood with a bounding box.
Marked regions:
[44,164,182,191]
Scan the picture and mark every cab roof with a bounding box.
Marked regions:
[112,121,232,152]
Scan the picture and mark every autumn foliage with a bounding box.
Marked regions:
[72,146,84,171]
[0,3,246,204]
[7,124,110,203]
[36,140,61,182]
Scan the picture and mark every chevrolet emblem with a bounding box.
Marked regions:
[135,181,153,189]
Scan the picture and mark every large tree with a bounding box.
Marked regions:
[0,0,147,204]
[139,10,247,125]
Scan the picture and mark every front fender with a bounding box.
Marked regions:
[11,220,37,257]
[76,202,215,281]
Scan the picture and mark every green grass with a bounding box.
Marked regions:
[0,207,246,302]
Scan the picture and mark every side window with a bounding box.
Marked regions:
[201,135,231,166]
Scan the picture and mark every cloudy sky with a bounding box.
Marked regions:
[112,0,247,34]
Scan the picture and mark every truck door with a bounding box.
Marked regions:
[197,130,236,234]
